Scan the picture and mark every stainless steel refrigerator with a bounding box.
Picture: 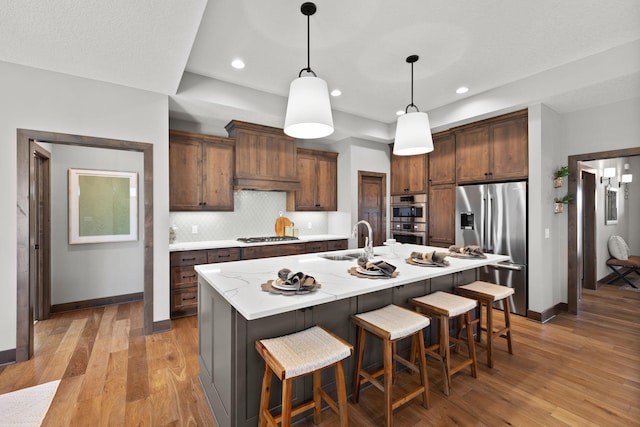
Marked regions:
[456,181,527,315]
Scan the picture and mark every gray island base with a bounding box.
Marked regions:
[195,244,509,427]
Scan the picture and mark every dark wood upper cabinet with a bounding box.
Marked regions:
[287,148,338,211]
[429,132,456,185]
[169,130,235,211]
[225,120,300,192]
[455,110,528,184]
[390,149,427,195]
[428,183,455,246]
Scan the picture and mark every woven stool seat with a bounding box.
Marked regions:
[411,291,478,317]
[259,326,352,379]
[409,292,478,396]
[351,304,430,427]
[458,281,515,301]
[456,281,515,368]
[256,326,352,427]
[353,304,431,340]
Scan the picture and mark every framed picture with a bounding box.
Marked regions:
[68,168,138,244]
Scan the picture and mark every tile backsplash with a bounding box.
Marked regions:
[170,191,329,242]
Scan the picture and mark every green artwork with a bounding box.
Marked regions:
[78,175,131,236]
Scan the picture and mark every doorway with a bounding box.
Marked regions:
[357,171,387,247]
[16,129,155,362]
[568,147,640,314]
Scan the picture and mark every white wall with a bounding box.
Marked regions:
[0,61,170,353]
[50,145,145,304]
[558,99,640,287]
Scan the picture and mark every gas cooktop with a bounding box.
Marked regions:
[236,236,299,243]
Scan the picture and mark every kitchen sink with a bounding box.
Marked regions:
[318,252,378,261]
[318,254,355,261]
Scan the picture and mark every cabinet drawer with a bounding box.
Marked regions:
[171,266,198,289]
[208,247,241,263]
[171,288,198,312]
[305,241,327,253]
[170,250,207,267]
[242,243,306,260]
[326,240,348,251]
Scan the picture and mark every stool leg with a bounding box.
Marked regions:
[258,362,272,427]
[504,298,514,355]
[383,338,394,427]
[486,301,494,368]
[281,378,293,427]
[440,315,451,396]
[465,311,478,378]
[414,331,430,409]
[352,326,366,403]
[313,370,322,424]
[335,361,349,427]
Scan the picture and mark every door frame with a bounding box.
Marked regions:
[568,146,640,314]
[31,141,51,322]
[16,129,155,362]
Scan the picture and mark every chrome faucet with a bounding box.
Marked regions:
[352,220,374,260]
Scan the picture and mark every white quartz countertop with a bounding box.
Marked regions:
[195,244,509,321]
[169,234,349,252]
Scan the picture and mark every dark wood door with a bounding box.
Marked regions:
[391,152,426,195]
[202,140,234,211]
[316,153,337,210]
[582,169,597,290]
[456,125,490,183]
[428,184,455,246]
[358,172,386,247]
[429,132,456,185]
[169,138,201,210]
[490,116,528,180]
[31,142,51,322]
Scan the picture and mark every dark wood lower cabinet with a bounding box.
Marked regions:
[198,270,471,427]
[170,240,348,318]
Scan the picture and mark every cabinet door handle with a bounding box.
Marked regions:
[218,254,230,258]
[183,296,197,301]
[182,257,196,262]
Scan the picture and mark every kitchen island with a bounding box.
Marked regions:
[195,244,509,427]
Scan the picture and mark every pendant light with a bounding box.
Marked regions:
[393,55,433,156]
[284,2,334,139]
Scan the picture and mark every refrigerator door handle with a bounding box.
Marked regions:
[487,193,493,251]
[488,263,523,271]
[482,195,487,250]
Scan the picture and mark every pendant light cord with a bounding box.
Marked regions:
[299,2,317,77]
[405,55,420,113]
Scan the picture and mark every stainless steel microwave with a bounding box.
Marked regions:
[391,194,427,223]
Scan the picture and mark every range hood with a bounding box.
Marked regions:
[234,176,300,192]
[226,120,301,192]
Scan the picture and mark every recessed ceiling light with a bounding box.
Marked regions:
[456,86,469,94]
[231,59,245,69]
[396,110,405,116]
[330,89,342,97]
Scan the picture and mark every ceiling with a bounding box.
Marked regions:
[2,0,640,142]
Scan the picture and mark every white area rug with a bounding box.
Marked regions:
[0,380,60,426]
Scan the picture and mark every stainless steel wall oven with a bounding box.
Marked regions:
[391,194,427,245]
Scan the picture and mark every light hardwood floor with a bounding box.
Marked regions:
[0,284,638,426]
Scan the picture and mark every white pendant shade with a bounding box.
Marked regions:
[284,76,334,139]
[393,111,434,155]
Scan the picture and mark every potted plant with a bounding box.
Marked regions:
[554,193,573,213]
[553,166,569,188]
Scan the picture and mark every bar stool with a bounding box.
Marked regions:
[409,291,478,396]
[351,304,430,427]
[255,326,353,427]
[456,281,515,368]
